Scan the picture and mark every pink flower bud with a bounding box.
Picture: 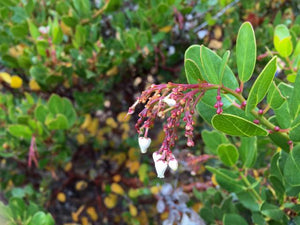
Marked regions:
[138,137,151,153]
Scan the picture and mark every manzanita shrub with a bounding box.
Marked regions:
[131,22,300,224]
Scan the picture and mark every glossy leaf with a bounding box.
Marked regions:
[239,136,257,168]
[274,24,293,57]
[184,45,204,83]
[236,22,256,82]
[202,130,229,154]
[185,59,202,84]
[274,102,292,129]
[212,114,268,137]
[260,202,284,221]
[284,145,300,186]
[217,144,239,166]
[200,46,238,89]
[245,57,277,115]
[289,70,300,120]
[218,50,230,84]
[236,190,260,211]
[267,82,286,110]
[206,166,244,192]
[223,214,247,225]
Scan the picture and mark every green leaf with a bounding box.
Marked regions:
[269,132,290,151]
[289,70,300,120]
[29,212,55,225]
[245,57,277,115]
[223,214,248,225]
[8,124,32,139]
[206,166,244,192]
[46,114,69,130]
[202,130,229,154]
[212,114,268,137]
[274,24,293,57]
[10,23,28,39]
[200,46,238,89]
[267,82,286,110]
[273,102,292,129]
[236,190,260,211]
[269,176,285,200]
[47,94,76,127]
[239,136,257,168]
[289,115,300,142]
[284,145,300,186]
[184,45,204,83]
[260,202,284,221]
[218,50,230,84]
[51,18,63,45]
[29,65,48,85]
[72,0,91,18]
[9,197,26,220]
[217,144,239,166]
[28,20,39,39]
[185,59,202,84]
[252,213,267,225]
[236,22,256,82]
[35,105,48,123]
[73,25,86,49]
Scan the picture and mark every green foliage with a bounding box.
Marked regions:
[1,1,300,224]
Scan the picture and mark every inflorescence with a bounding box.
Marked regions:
[128,82,221,178]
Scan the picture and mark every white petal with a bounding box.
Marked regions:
[154,160,168,178]
[163,97,176,107]
[152,151,162,161]
[138,137,151,153]
[168,158,178,171]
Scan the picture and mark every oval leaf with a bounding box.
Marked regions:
[236,22,256,82]
[212,114,268,137]
[184,45,204,83]
[245,57,277,115]
[217,144,239,166]
[239,137,257,168]
[284,145,300,186]
[267,82,286,110]
[8,124,33,139]
[223,214,248,225]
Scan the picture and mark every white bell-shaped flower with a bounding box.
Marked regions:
[168,157,178,171]
[138,137,151,153]
[152,151,162,161]
[163,96,176,107]
[154,160,168,178]
[153,152,167,178]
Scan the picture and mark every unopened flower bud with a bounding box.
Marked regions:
[168,158,178,171]
[163,96,176,107]
[138,137,151,153]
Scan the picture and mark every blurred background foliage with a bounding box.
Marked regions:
[0,0,299,224]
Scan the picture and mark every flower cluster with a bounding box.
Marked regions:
[129,82,217,178]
